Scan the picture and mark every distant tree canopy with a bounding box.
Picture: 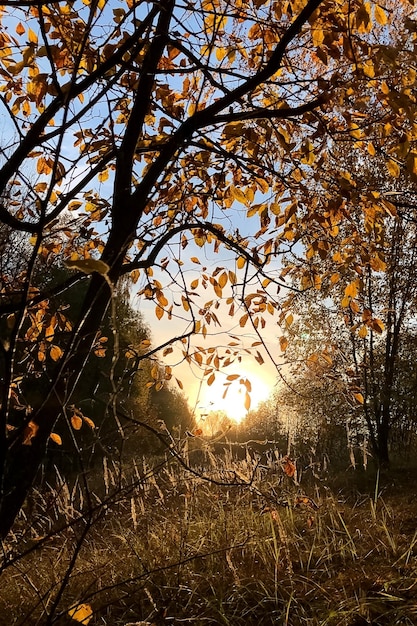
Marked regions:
[0,0,416,536]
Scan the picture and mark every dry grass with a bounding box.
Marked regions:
[1,451,417,626]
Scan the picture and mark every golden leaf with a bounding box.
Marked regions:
[230,185,247,205]
[155,305,164,320]
[67,603,93,625]
[218,272,228,288]
[50,345,63,361]
[50,433,62,445]
[16,22,25,35]
[28,28,38,44]
[98,168,109,183]
[374,4,387,25]
[386,159,400,178]
[345,281,358,298]
[244,392,251,411]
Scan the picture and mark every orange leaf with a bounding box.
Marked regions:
[82,416,95,429]
[50,345,63,361]
[22,421,39,445]
[282,456,296,478]
[67,603,93,625]
[50,433,62,445]
[354,392,364,404]
[71,415,83,430]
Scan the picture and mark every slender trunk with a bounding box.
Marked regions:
[0,273,111,539]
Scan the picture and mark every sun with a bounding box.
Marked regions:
[197,369,272,425]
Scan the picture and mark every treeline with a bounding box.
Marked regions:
[1,224,193,481]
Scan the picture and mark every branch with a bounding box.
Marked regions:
[211,97,325,124]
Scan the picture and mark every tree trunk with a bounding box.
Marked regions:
[0,273,112,539]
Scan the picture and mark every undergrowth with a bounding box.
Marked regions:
[0,449,416,625]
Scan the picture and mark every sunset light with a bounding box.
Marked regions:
[197,370,272,426]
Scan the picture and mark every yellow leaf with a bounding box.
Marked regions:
[98,168,109,183]
[285,314,293,327]
[244,392,251,411]
[386,159,400,178]
[65,259,110,276]
[156,291,168,307]
[358,325,368,338]
[207,373,215,386]
[237,256,246,269]
[367,142,376,156]
[67,603,93,625]
[37,156,51,175]
[230,185,247,205]
[28,28,38,44]
[155,305,164,320]
[345,281,358,298]
[216,47,227,61]
[374,4,388,25]
[50,433,62,445]
[312,27,324,47]
[218,272,228,288]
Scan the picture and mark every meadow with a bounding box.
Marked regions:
[1,446,416,626]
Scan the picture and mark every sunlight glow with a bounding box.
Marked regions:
[197,370,271,426]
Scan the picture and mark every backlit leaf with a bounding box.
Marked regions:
[50,345,63,361]
[65,259,110,276]
[67,603,93,625]
[22,421,39,445]
[71,415,83,430]
[354,392,364,404]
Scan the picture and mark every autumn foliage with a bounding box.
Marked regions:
[0,0,416,536]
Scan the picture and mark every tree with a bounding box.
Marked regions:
[279,142,417,467]
[0,0,415,537]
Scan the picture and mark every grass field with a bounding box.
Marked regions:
[1,449,416,625]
